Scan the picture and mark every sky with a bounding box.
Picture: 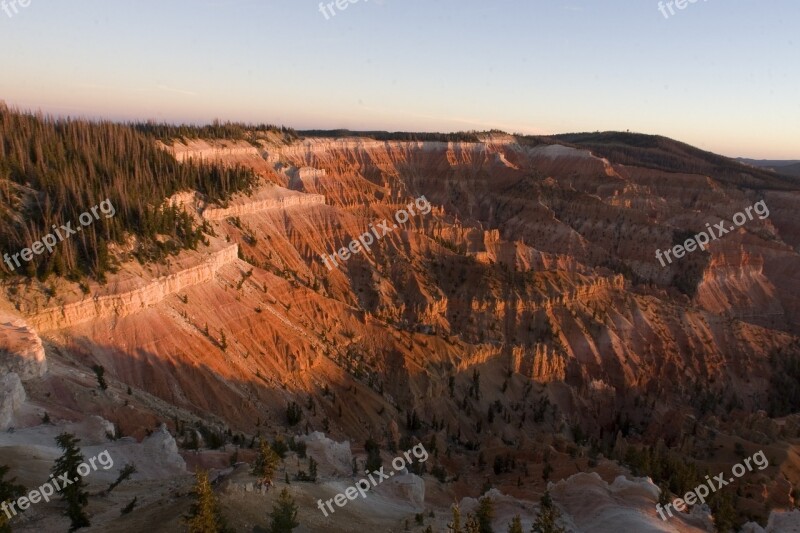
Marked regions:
[0,0,798,159]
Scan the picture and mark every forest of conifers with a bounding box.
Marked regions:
[134,120,297,145]
[0,104,265,281]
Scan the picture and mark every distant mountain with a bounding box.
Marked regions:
[553,131,800,189]
[738,158,800,177]
[781,163,800,176]
[737,158,800,167]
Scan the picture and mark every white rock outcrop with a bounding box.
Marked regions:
[299,432,353,477]
[549,472,710,532]
[372,471,425,510]
[201,188,325,221]
[164,140,262,163]
[294,167,327,180]
[65,415,117,444]
[741,510,800,532]
[0,373,25,430]
[458,489,538,532]
[140,423,188,474]
[0,414,114,448]
[0,311,47,379]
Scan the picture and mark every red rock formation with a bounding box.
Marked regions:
[3,135,799,531]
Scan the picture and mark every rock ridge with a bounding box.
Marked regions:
[27,244,239,331]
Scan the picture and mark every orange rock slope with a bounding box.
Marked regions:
[8,136,799,431]
[2,135,800,531]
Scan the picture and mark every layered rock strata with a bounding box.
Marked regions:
[27,245,239,331]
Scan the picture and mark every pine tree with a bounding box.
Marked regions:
[365,438,382,473]
[308,457,317,482]
[475,496,494,533]
[709,491,737,533]
[465,513,481,533]
[531,491,565,533]
[472,369,481,399]
[657,482,670,506]
[52,433,90,531]
[252,440,280,485]
[106,463,137,494]
[268,487,299,533]
[0,465,25,533]
[285,402,302,426]
[185,470,230,533]
[91,364,107,390]
[447,504,463,533]
[120,496,137,515]
[507,515,523,533]
[0,106,264,281]
[542,460,553,482]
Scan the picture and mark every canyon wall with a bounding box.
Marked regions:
[27,244,239,332]
[162,140,263,163]
[202,192,325,221]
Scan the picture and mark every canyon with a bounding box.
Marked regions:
[2,133,800,532]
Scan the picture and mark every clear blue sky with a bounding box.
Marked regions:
[1,0,798,158]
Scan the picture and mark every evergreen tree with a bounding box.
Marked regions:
[365,438,382,473]
[270,437,288,459]
[185,470,230,533]
[252,440,280,485]
[709,491,737,533]
[285,402,302,426]
[0,106,263,281]
[91,364,107,390]
[476,496,494,533]
[120,496,137,515]
[447,504,463,533]
[542,460,553,483]
[0,465,25,533]
[531,491,565,533]
[308,457,317,482]
[465,513,481,533]
[108,463,137,493]
[472,369,481,399]
[507,515,523,533]
[52,433,90,531]
[657,482,670,506]
[268,487,299,533]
